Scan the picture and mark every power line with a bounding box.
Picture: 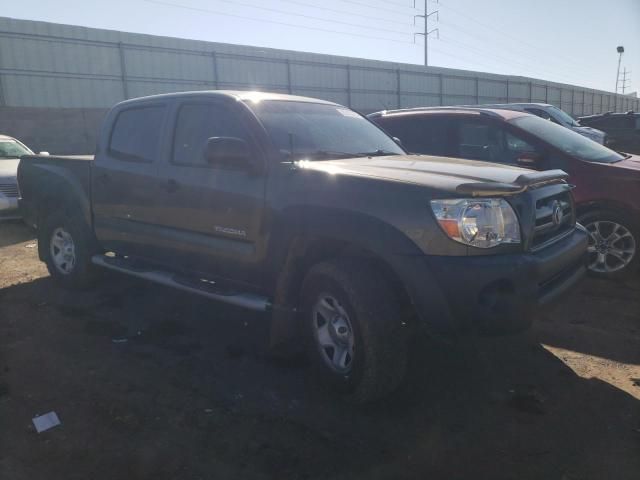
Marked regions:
[141,0,418,43]
[276,0,414,27]
[337,0,417,16]
[439,18,595,78]
[436,1,597,74]
[144,0,415,36]
[439,36,587,86]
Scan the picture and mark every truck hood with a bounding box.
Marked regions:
[0,159,19,181]
[296,155,567,195]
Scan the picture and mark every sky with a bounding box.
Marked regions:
[2,0,639,94]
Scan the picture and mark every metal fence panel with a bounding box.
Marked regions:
[0,16,637,114]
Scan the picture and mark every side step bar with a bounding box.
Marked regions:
[91,254,270,312]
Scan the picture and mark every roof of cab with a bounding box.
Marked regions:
[115,90,342,108]
[368,106,529,121]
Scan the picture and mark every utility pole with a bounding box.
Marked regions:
[620,68,631,95]
[414,0,439,66]
[615,46,624,93]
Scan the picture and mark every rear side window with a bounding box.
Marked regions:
[525,108,552,121]
[109,106,166,162]
[376,116,450,155]
[172,102,249,167]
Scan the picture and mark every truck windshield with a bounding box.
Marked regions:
[249,100,405,160]
[511,115,624,164]
[0,140,31,159]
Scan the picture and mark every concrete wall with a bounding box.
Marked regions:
[0,107,106,154]
[0,16,638,154]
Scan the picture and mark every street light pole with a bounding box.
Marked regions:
[615,46,624,93]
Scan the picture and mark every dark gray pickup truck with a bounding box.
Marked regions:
[18,91,588,402]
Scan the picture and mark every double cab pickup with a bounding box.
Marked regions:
[18,91,587,402]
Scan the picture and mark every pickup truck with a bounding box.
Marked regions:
[18,91,588,402]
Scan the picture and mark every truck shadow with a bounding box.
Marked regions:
[534,276,640,365]
[0,275,639,480]
[0,220,35,247]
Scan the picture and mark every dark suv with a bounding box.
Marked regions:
[370,107,640,278]
[579,111,640,154]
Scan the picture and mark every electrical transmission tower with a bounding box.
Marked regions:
[414,0,439,66]
[620,68,631,95]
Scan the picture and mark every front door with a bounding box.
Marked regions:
[154,99,267,285]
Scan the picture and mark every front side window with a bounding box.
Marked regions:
[0,140,32,159]
[109,106,166,162]
[453,119,537,164]
[249,101,404,160]
[172,103,249,166]
[512,115,624,164]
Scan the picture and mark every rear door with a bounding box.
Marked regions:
[92,102,170,259]
[153,98,267,284]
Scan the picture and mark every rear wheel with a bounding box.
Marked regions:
[579,210,639,280]
[301,259,408,403]
[40,211,99,289]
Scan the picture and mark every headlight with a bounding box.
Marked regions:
[430,198,521,248]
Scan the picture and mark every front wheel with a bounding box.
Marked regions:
[40,211,99,289]
[301,259,408,403]
[579,210,639,280]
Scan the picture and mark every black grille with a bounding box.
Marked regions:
[0,183,19,198]
[531,191,574,249]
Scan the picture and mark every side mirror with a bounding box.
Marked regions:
[38,151,50,156]
[516,151,541,167]
[392,136,403,146]
[204,137,252,169]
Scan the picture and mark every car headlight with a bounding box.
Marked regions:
[430,198,521,248]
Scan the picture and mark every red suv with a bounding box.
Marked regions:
[369,107,640,279]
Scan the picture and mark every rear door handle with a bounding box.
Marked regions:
[165,179,180,193]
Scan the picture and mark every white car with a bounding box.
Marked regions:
[0,135,33,220]
[468,103,607,144]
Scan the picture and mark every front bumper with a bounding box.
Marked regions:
[393,226,588,334]
[0,194,20,220]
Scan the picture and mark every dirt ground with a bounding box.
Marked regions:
[1,221,639,480]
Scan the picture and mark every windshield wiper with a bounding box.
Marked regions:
[296,150,357,160]
[357,149,401,157]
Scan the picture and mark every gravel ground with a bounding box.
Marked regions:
[1,220,639,480]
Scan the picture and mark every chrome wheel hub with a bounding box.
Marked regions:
[312,294,355,374]
[585,220,636,273]
[50,227,76,275]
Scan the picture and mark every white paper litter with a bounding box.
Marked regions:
[32,411,61,433]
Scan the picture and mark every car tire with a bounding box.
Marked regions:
[300,259,408,403]
[40,210,100,289]
[579,209,639,280]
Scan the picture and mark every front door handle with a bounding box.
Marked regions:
[165,179,180,193]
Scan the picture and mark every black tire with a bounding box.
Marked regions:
[300,259,408,403]
[40,210,99,289]
[578,209,640,280]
